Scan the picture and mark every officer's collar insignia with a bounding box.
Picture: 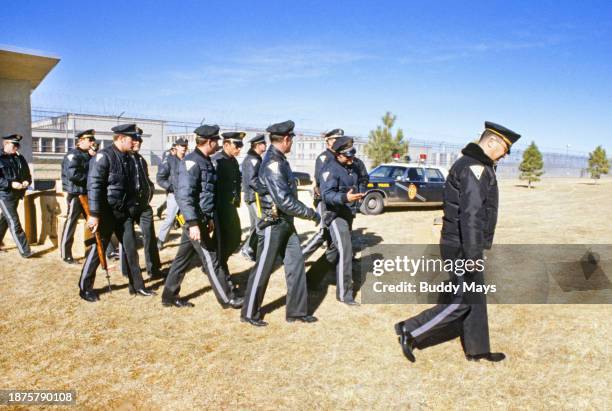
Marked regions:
[67,154,74,161]
[96,153,104,162]
[268,161,279,173]
[250,158,258,166]
[470,165,484,180]
[185,160,196,171]
[322,171,330,181]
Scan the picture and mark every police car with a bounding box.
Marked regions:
[361,163,448,215]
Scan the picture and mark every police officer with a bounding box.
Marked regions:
[319,137,365,305]
[156,138,188,248]
[0,134,32,258]
[395,121,520,363]
[156,143,178,219]
[241,120,321,327]
[212,131,245,292]
[301,128,344,259]
[239,133,267,261]
[161,125,244,309]
[120,127,163,279]
[79,124,156,302]
[60,129,96,264]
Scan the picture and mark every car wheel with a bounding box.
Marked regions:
[362,192,384,215]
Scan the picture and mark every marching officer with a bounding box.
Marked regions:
[79,124,156,302]
[156,143,178,219]
[319,137,365,305]
[60,129,96,264]
[119,127,163,279]
[241,120,321,327]
[0,134,32,258]
[395,121,520,363]
[161,125,244,309]
[212,131,245,293]
[239,133,267,261]
[156,138,188,248]
[301,128,344,259]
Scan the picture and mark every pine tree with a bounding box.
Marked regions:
[364,112,409,167]
[519,141,544,188]
[587,146,610,183]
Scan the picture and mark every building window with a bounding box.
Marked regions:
[55,138,66,153]
[67,139,75,151]
[32,138,40,152]
[41,138,53,153]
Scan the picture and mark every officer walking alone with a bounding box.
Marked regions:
[239,133,267,261]
[156,139,188,249]
[319,136,364,305]
[241,120,321,327]
[60,129,96,264]
[161,125,244,309]
[395,121,520,363]
[0,134,32,258]
[212,131,245,293]
[79,124,156,302]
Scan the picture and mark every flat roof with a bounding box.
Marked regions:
[0,46,60,89]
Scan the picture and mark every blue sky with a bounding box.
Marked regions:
[2,0,611,154]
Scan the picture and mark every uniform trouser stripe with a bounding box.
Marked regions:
[200,245,229,303]
[411,303,461,337]
[330,220,345,301]
[60,197,77,259]
[80,245,97,290]
[0,199,26,255]
[246,226,272,319]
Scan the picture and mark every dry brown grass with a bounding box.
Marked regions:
[1,178,611,409]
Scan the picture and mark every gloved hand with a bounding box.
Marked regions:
[313,211,321,226]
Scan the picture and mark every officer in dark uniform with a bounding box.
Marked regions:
[239,133,267,261]
[0,134,32,258]
[60,129,96,264]
[161,125,244,309]
[241,120,321,327]
[212,131,245,292]
[301,128,344,259]
[156,143,178,219]
[156,139,188,248]
[119,127,163,279]
[79,124,156,302]
[319,137,365,305]
[395,121,521,363]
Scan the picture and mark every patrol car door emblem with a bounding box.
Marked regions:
[408,183,418,200]
[470,165,484,180]
[185,160,196,171]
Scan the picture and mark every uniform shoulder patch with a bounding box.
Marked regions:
[67,154,74,161]
[185,160,196,171]
[95,153,104,162]
[319,155,327,162]
[322,171,330,182]
[267,161,279,174]
[469,165,484,180]
[250,158,258,166]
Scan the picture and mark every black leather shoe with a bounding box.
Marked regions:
[162,298,194,308]
[108,250,119,260]
[466,352,506,362]
[157,240,164,250]
[343,300,360,306]
[286,315,318,323]
[395,322,416,363]
[22,251,34,259]
[148,269,165,280]
[132,288,156,297]
[63,257,76,264]
[156,208,163,219]
[79,290,99,302]
[240,317,268,327]
[222,296,244,309]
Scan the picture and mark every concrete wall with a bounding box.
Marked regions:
[0,78,32,162]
